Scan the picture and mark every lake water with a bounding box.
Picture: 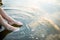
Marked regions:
[1,0,60,40]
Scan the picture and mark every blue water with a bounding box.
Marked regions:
[2,0,60,40]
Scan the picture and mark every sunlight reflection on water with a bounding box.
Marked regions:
[3,0,60,40]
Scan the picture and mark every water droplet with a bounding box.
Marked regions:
[30,34,33,36]
[41,34,45,38]
[31,29,35,31]
[32,37,34,39]
[36,37,38,39]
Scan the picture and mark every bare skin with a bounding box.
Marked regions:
[0,15,19,31]
[0,8,23,31]
[0,8,23,26]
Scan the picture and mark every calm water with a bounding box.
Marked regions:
[2,0,60,40]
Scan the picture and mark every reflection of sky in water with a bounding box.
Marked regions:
[2,0,60,16]
[2,0,60,40]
